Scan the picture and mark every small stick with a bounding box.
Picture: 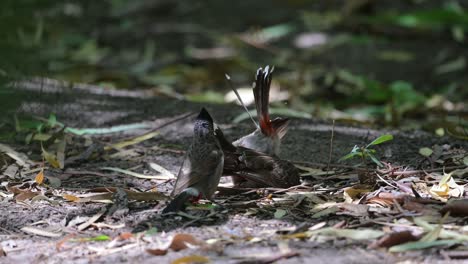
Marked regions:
[326,120,335,175]
[182,211,218,228]
[225,73,259,128]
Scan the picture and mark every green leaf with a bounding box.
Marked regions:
[339,152,360,161]
[419,147,433,157]
[367,152,383,167]
[73,235,111,242]
[366,134,393,147]
[339,145,363,162]
[274,209,287,219]
[47,113,57,127]
[389,240,460,252]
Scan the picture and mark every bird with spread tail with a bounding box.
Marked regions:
[233,66,289,156]
[227,66,298,188]
[216,126,300,189]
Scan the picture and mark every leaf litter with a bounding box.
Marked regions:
[1,112,467,262]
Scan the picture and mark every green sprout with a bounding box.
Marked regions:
[340,134,393,167]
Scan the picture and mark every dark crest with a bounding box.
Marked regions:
[197,107,214,124]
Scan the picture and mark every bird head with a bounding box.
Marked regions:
[194,107,215,138]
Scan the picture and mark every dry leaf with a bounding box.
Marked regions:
[63,194,80,202]
[369,231,420,249]
[108,131,159,150]
[101,167,171,180]
[338,203,369,217]
[0,143,33,167]
[21,226,62,237]
[146,233,204,256]
[170,234,204,251]
[343,186,372,203]
[149,162,175,179]
[14,189,39,202]
[171,255,209,264]
[56,137,66,169]
[308,227,384,240]
[119,232,133,240]
[429,172,463,201]
[77,208,106,231]
[35,169,45,184]
[146,248,168,256]
[41,146,61,168]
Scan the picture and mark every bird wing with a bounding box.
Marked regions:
[237,148,300,188]
[172,146,223,198]
[171,151,193,196]
[190,148,223,198]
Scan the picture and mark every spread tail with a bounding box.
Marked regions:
[254,66,274,136]
[254,66,289,139]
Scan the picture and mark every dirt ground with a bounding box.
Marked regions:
[1,82,467,263]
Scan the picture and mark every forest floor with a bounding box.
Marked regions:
[1,81,467,264]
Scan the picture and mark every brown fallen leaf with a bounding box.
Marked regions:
[170,233,204,251]
[7,186,40,202]
[440,199,468,217]
[0,246,6,257]
[42,146,61,168]
[63,194,80,202]
[343,185,373,203]
[368,231,420,249]
[87,187,168,201]
[146,233,205,256]
[35,169,45,184]
[118,232,133,240]
[171,255,209,264]
[338,203,369,217]
[146,248,168,256]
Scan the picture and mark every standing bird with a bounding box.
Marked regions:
[162,108,224,213]
[233,66,289,156]
[216,127,300,189]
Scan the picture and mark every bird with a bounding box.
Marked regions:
[215,127,300,189]
[162,108,224,213]
[232,66,289,156]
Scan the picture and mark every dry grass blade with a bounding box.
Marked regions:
[78,207,106,231]
[149,162,175,179]
[21,226,62,237]
[101,167,171,180]
[0,143,34,167]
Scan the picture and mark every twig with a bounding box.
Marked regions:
[375,173,398,189]
[182,211,218,228]
[293,160,466,176]
[377,165,467,176]
[292,160,368,171]
[326,119,335,175]
[224,73,258,128]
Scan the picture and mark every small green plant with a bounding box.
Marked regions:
[340,134,393,167]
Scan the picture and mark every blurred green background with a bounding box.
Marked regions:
[1,0,467,135]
